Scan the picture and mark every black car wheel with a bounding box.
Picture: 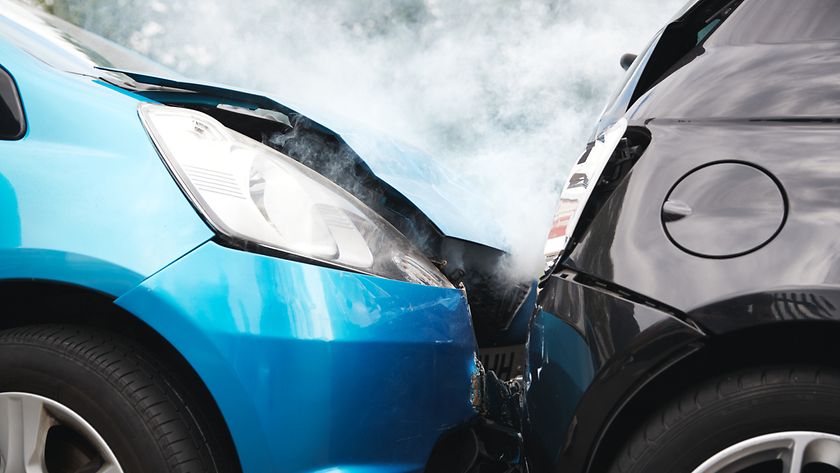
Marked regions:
[608,365,840,473]
[0,325,236,473]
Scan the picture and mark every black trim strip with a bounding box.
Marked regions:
[0,65,26,140]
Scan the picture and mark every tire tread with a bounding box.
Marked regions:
[0,325,220,473]
[607,365,840,473]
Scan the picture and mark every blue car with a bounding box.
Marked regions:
[0,2,535,472]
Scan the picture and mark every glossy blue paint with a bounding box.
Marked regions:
[0,36,213,296]
[325,123,502,249]
[116,241,479,473]
[0,13,483,472]
[525,310,595,467]
[107,68,506,250]
[2,2,502,249]
[484,281,538,346]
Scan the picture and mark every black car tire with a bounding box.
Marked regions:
[608,365,840,473]
[0,324,237,473]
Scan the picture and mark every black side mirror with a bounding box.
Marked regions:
[620,53,638,71]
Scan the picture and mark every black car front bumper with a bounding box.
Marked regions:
[525,271,705,472]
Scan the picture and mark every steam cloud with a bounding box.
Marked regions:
[41,0,682,281]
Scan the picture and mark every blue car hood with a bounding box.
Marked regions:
[0,0,503,249]
[99,68,503,251]
[0,2,504,249]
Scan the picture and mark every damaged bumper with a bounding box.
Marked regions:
[115,240,487,473]
[525,272,705,472]
[427,365,527,473]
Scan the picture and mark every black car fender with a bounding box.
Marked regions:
[525,273,706,473]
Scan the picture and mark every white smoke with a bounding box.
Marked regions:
[44,0,682,281]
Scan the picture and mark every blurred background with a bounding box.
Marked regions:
[29,0,683,276]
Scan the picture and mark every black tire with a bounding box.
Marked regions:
[0,324,238,473]
[608,365,840,473]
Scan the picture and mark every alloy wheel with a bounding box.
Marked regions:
[0,392,123,473]
[692,431,840,473]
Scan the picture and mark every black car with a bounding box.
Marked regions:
[527,0,840,472]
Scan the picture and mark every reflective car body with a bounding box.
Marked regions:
[0,3,524,472]
[527,0,840,471]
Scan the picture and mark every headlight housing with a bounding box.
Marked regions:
[543,118,628,274]
[139,103,451,288]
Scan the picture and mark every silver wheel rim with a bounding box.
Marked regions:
[692,431,840,473]
[0,392,123,473]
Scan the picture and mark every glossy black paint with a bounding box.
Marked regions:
[662,161,786,258]
[633,0,840,121]
[529,0,840,471]
[526,273,704,473]
[0,66,25,140]
[689,289,840,335]
[563,0,840,316]
[568,120,840,313]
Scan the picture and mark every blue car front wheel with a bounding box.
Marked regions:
[0,325,237,473]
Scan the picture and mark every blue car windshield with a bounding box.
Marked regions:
[0,0,173,77]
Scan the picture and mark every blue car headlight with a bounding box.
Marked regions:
[139,103,452,288]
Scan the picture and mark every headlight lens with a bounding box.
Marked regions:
[139,103,451,287]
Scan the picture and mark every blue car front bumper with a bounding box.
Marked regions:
[115,241,480,473]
